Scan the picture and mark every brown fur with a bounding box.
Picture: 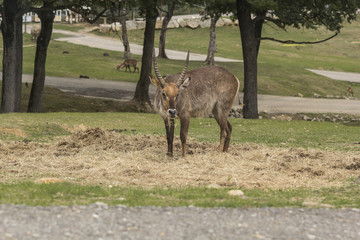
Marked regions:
[151,66,239,157]
[117,59,139,73]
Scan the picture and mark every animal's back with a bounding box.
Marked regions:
[170,66,239,117]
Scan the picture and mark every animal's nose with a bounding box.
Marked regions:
[167,109,176,117]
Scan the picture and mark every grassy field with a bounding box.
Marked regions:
[0,182,358,208]
[0,112,359,151]
[0,113,359,207]
[3,20,359,99]
[0,21,359,208]
[93,20,360,97]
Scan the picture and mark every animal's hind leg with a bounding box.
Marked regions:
[223,120,232,152]
[212,105,230,152]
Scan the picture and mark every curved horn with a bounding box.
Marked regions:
[152,49,165,87]
[177,50,190,87]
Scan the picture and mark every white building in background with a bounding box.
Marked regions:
[23,9,80,23]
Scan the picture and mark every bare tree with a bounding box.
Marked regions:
[28,4,55,113]
[158,0,176,59]
[133,0,159,107]
[109,0,131,59]
[204,16,218,65]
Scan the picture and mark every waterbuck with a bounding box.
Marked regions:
[117,59,139,73]
[150,50,240,156]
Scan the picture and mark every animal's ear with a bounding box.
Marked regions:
[149,75,162,87]
[179,77,191,89]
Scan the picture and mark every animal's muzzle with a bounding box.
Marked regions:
[167,109,177,118]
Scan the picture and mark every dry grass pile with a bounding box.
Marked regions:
[0,128,359,189]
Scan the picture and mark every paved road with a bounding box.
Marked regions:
[54,29,242,62]
[51,29,360,114]
[1,204,360,240]
[21,73,360,114]
[307,69,360,83]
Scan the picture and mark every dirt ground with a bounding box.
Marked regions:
[0,128,359,189]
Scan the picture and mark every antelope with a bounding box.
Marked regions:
[150,50,240,157]
[347,87,354,97]
[117,59,139,73]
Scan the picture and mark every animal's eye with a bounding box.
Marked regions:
[162,92,167,99]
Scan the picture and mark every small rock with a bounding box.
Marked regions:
[215,18,225,27]
[93,202,109,209]
[177,18,187,28]
[222,18,233,26]
[110,22,121,32]
[295,93,303,97]
[228,189,244,197]
[199,19,211,28]
[126,20,137,30]
[313,93,321,98]
[99,24,111,33]
[136,21,145,30]
[167,20,179,28]
[187,19,200,29]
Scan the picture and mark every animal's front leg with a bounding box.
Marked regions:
[164,118,175,156]
[180,117,190,157]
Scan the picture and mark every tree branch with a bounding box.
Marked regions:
[261,32,338,44]
[156,4,168,14]
[264,17,286,30]
[70,7,107,24]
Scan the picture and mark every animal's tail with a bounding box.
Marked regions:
[238,94,244,108]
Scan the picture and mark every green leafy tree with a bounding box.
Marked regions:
[0,0,25,113]
[0,0,108,113]
[236,0,359,118]
[28,0,107,113]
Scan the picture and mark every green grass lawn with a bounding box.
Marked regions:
[3,21,359,99]
[1,112,359,151]
[1,182,358,208]
[0,112,359,208]
[0,22,359,208]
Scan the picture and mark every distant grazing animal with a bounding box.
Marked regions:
[31,25,40,41]
[347,87,354,97]
[117,59,139,73]
[150,50,239,157]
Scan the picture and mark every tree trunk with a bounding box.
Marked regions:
[1,0,23,113]
[158,0,176,59]
[120,7,131,59]
[133,2,158,106]
[236,0,264,119]
[27,9,55,113]
[204,16,218,65]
